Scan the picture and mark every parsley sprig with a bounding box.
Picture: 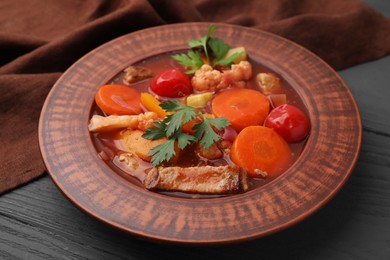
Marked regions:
[142,100,230,167]
[172,25,243,74]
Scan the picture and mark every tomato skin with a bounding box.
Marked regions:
[264,104,310,142]
[150,69,192,98]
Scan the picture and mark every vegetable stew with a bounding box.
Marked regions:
[89,25,310,198]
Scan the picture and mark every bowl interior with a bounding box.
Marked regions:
[39,23,361,244]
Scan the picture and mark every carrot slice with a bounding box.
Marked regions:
[181,118,199,134]
[211,88,269,132]
[95,84,142,115]
[230,126,293,177]
[140,92,167,118]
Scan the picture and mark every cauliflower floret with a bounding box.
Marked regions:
[191,61,253,92]
[191,64,222,92]
[136,111,158,131]
[219,61,252,89]
[230,61,252,81]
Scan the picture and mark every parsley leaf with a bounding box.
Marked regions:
[148,139,177,167]
[208,38,244,67]
[177,132,197,149]
[160,100,197,137]
[142,100,230,167]
[208,38,230,61]
[142,121,167,139]
[171,50,203,74]
[172,24,245,74]
[214,52,244,66]
[193,117,230,149]
[188,24,218,65]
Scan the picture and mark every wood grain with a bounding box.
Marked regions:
[36,23,361,244]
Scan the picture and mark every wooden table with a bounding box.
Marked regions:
[1,1,389,259]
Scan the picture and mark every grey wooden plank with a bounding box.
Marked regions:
[339,56,390,137]
[1,130,389,260]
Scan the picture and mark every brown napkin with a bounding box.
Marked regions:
[1,0,389,193]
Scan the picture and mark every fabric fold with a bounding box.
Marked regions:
[1,0,389,193]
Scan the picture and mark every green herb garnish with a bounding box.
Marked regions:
[142,100,230,167]
[171,25,243,74]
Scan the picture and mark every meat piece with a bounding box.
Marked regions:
[118,152,139,172]
[123,66,154,84]
[196,143,223,160]
[144,165,249,194]
[88,114,139,132]
[88,112,157,133]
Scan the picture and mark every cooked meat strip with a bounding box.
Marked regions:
[144,165,249,194]
[88,112,157,133]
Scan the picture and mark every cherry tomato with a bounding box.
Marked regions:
[264,104,310,142]
[150,69,192,98]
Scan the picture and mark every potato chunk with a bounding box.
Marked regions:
[256,73,281,94]
[120,130,166,162]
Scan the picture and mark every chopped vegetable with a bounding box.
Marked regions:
[222,46,247,64]
[220,126,237,143]
[150,69,193,98]
[181,118,201,134]
[256,73,281,95]
[121,130,177,162]
[142,100,229,166]
[230,126,293,177]
[140,92,167,118]
[268,94,287,108]
[264,104,310,142]
[186,92,213,108]
[211,88,270,132]
[95,84,142,115]
[172,25,244,74]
